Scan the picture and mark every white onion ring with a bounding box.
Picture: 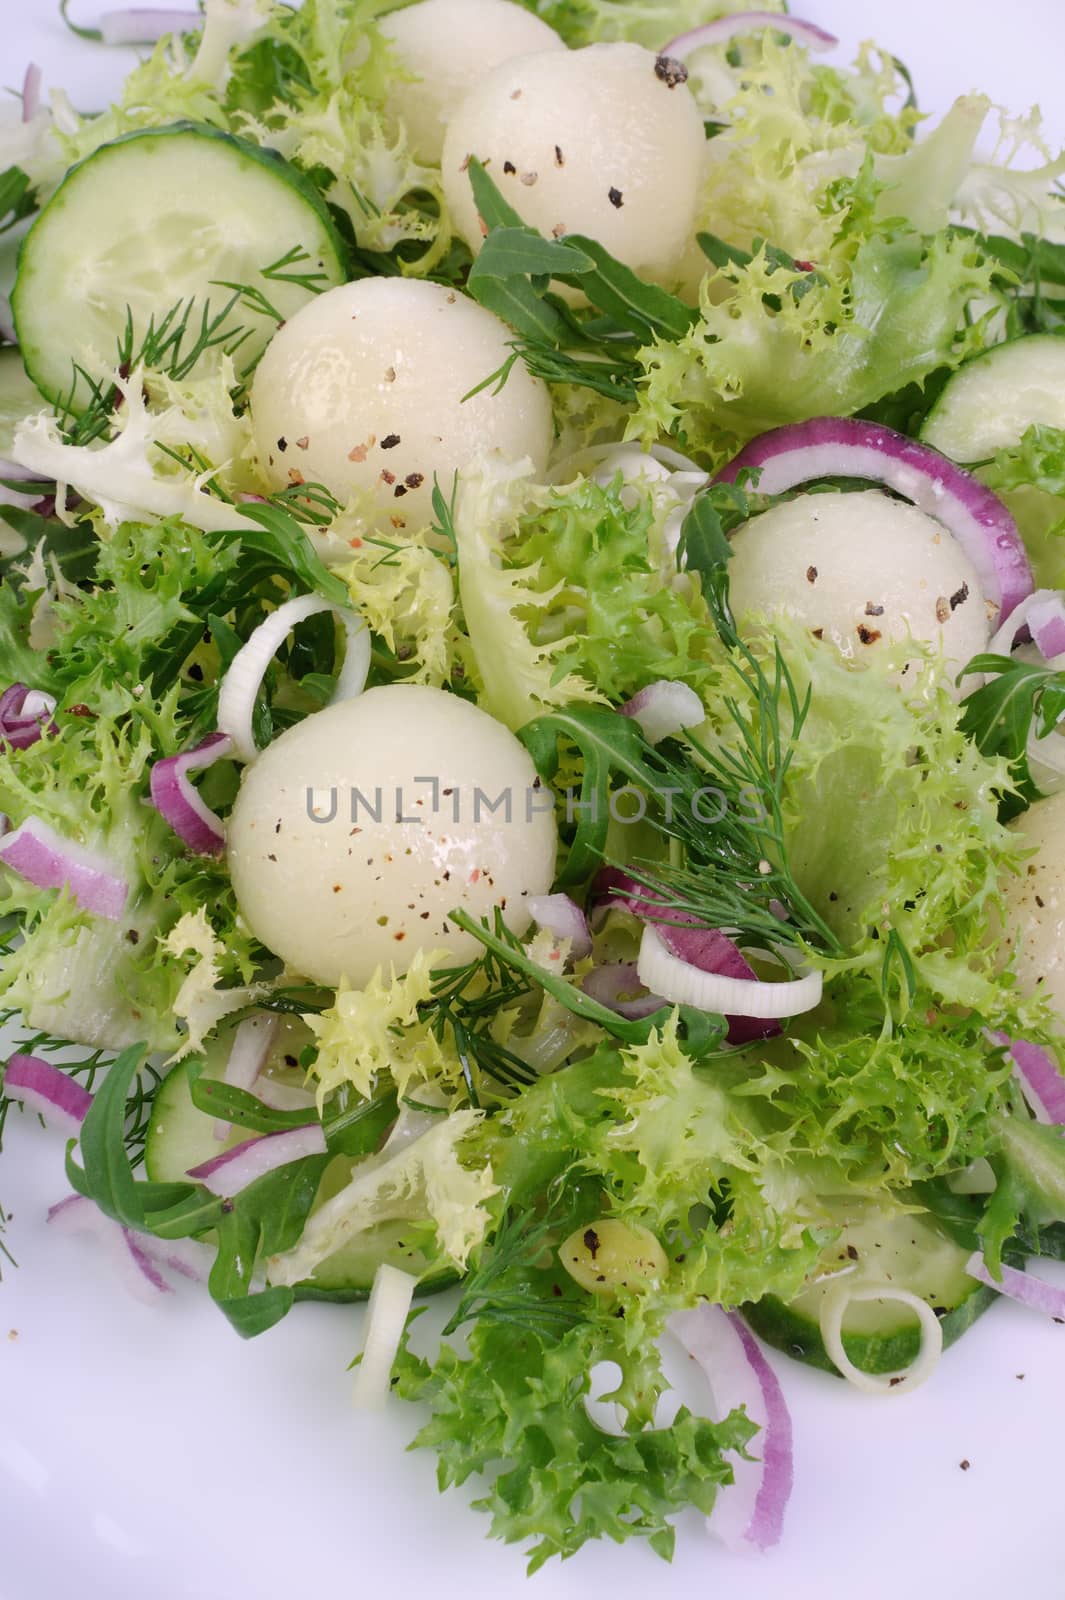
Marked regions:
[637,923,822,1018]
[819,1279,944,1395]
[216,594,370,764]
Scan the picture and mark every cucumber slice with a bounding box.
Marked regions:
[921,334,1065,463]
[12,123,347,410]
[0,349,46,456]
[145,1027,456,1299]
[742,1203,996,1377]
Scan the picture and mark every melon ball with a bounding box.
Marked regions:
[380,0,564,164]
[442,42,706,287]
[250,277,553,533]
[1002,791,1065,1023]
[727,490,991,683]
[227,685,557,988]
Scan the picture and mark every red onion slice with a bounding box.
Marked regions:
[4,1053,92,1138]
[592,869,786,1040]
[1027,596,1065,661]
[663,12,837,58]
[217,594,371,764]
[148,731,233,856]
[966,1251,1065,1318]
[715,417,1033,623]
[0,683,58,749]
[0,816,129,919]
[985,587,1062,659]
[21,63,42,123]
[525,893,592,959]
[991,1032,1065,1125]
[48,1195,172,1302]
[99,7,201,44]
[670,1304,793,1552]
[622,680,705,745]
[187,1123,327,1196]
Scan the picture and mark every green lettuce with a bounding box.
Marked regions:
[635,217,995,463]
[980,423,1065,589]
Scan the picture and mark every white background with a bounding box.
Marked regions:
[2,3,1065,1598]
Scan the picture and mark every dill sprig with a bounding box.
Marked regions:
[0,1019,161,1168]
[628,621,843,955]
[443,1192,584,1336]
[421,912,543,1104]
[58,291,252,447]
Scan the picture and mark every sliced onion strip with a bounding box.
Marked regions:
[217,594,370,764]
[4,1054,92,1138]
[819,1279,944,1394]
[0,683,58,749]
[669,1304,793,1551]
[99,7,201,45]
[991,1032,1065,1126]
[187,1122,326,1196]
[0,816,129,920]
[716,417,1033,622]
[213,1012,281,1140]
[21,63,42,122]
[638,923,821,1019]
[48,1195,171,1303]
[663,12,837,58]
[352,1262,419,1410]
[149,732,233,856]
[622,680,704,745]
[525,893,592,959]
[966,1251,1065,1318]
[581,961,666,1020]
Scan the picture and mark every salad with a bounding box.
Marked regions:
[2,0,1065,1575]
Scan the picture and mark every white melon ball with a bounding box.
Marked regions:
[250,277,553,533]
[727,490,992,683]
[1003,791,1065,1023]
[442,42,706,287]
[380,0,564,164]
[227,685,557,988]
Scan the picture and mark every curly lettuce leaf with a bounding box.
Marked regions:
[528,0,785,49]
[452,466,605,731]
[337,530,457,684]
[761,625,1022,1005]
[636,220,995,462]
[393,1304,751,1571]
[268,1105,496,1282]
[504,473,720,702]
[980,423,1065,589]
[306,949,464,1106]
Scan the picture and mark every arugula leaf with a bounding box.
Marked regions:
[66,1043,198,1228]
[469,227,593,280]
[185,1058,319,1134]
[958,653,1065,817]
[461,160,694,400]
[0,166,36,234]
[207,1152,332,1337]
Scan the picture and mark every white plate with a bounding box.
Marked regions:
[2,5,1065,1597]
